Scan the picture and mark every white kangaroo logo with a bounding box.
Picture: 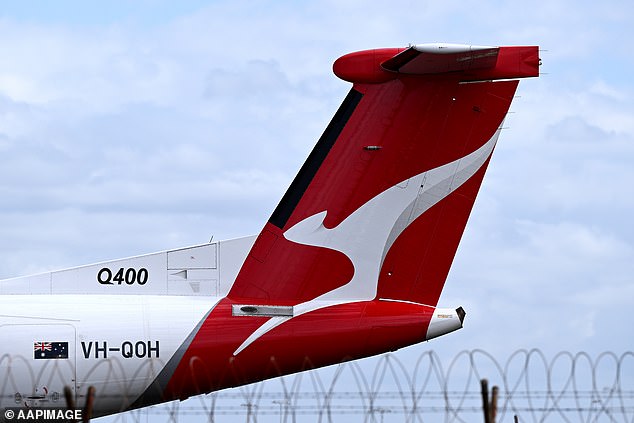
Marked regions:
[234,126,503,355]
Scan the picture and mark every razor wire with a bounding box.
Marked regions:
[99,349,634,423]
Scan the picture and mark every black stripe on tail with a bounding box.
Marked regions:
[269,88,363,229]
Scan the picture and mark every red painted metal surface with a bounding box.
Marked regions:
[164,298,434,400]
[229,78,518,303]
[333,48,403,83]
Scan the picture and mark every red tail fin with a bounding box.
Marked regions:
[229,44,539,306]
[160,44,539,399]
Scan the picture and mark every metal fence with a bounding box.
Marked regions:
[102,349,634,423]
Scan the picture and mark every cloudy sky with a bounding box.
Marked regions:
[1,0,633,418]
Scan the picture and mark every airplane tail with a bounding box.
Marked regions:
[161,44,539,399]
[229,44,539,309]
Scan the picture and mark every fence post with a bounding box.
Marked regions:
[481,379,490,423]
[490,386,498,423]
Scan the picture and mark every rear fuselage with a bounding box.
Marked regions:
[0,294,460,417]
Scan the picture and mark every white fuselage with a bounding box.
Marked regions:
[0,236,256,415]
[0,294,216,415]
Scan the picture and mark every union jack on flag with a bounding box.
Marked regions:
[34,342,52,352]
[33,341,68,360]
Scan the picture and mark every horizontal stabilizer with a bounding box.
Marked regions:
[333,43,540,83]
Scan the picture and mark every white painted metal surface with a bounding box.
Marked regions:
[413,43,497,54]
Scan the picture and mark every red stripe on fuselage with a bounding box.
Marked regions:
[163,298,434,401]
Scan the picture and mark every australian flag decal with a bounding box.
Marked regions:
[34,341,69,359]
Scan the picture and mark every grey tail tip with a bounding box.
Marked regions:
[456,306,466,325]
